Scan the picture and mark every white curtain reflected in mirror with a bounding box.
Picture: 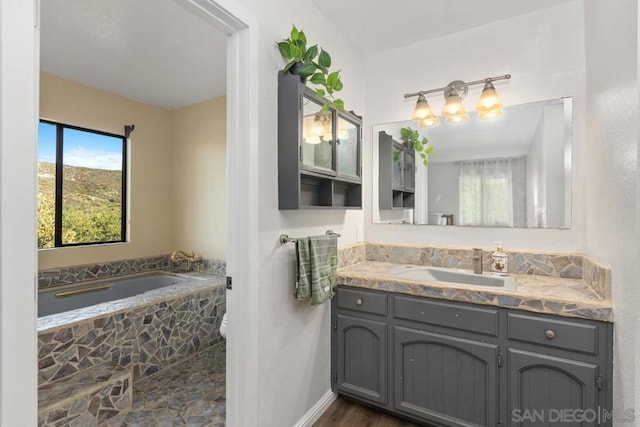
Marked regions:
[457,159,515,227]
[373,97,572,229]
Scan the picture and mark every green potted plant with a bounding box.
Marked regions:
[277,25,345,112]
[400,126,434,166]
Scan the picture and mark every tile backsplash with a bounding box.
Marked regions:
[338,242,611,300]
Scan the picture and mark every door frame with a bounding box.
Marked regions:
[180,1,262,425]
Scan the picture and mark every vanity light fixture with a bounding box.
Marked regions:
[404,74,511,127]
[476,80,504,119]
[412,94,440,128]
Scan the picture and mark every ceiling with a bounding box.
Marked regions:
[312,0,574,55]
[40,0,227,110]
[40,0,572,109]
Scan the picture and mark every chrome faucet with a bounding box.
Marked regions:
[472,248,483,274]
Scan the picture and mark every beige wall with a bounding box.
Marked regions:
[169,97,226,260]
[38,73,227,269]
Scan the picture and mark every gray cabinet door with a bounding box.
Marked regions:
[508,348,599,427]
[394,326,499,426]
[336,314,387,405]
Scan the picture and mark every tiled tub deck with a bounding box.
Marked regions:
[37,270,226,426]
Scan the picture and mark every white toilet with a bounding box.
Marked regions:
[219,312,227,338]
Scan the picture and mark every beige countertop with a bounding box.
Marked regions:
[337,261,613,322]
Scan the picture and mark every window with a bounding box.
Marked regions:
[37,120,127,248]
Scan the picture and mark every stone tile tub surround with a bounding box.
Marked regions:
[38,254,226,290]
[338,242,611,300]
[38,275,226,388]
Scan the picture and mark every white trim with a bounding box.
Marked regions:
[174,0,246,34]
[293,390,338,427]
[175,1,261,426]
[225,26,261,427]
[0,0,39,424]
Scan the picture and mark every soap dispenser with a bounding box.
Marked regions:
[491,241,508,275]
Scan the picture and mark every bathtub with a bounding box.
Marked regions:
[38,269,226,384]
[38,271,190,317]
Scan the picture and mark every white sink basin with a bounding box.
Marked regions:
[390,266,516,290]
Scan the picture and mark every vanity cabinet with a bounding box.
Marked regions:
[393,327,499,426]
[278,71,362,209]
[333,288,388,405]
[392,295,501,426]
[505,312,607,427]
[331,286,613,427]
[378,131,415,209]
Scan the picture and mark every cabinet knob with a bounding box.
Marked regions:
[544,329,556,339]
[356,298,363,306]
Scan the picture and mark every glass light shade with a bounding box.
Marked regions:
[412,95,434,121]
[445,111,469,124]
[478,107,504,120]
[419,115,440,128]
[441,94,466,116]
[476,82,503,111]
[304,136,322,144]
[310,115,325,136]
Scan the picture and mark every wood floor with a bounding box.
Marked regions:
[313,397,432,427]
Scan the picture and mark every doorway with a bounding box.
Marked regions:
[0,0,259,425]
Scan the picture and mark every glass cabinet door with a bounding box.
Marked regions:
[301,96,334,173]
[392,143,405,189]
[405,149,415,191]
[336,116,359,178]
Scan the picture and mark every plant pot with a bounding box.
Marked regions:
[289,62,307,83]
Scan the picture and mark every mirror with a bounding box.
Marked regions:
[373,97,572,228]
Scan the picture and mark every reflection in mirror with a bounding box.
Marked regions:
[336,116,359,178]
[373,97,572,228]
[302,96,333,172]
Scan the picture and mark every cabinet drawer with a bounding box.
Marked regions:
[507,313,599,355]
[337,288,387,316]
[394,296,499,336]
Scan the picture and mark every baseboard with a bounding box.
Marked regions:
[293,389,337,427]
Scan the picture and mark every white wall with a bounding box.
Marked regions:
[363,1,586,251]
[224,1,365,425]
[583,0,639,417]
[170,96,226,260]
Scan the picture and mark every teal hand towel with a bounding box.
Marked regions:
[295,235,338,305]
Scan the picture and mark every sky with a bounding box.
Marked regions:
[38,122,124,171]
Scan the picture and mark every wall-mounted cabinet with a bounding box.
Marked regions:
[378,131,415,209]
[278,71,362,209]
